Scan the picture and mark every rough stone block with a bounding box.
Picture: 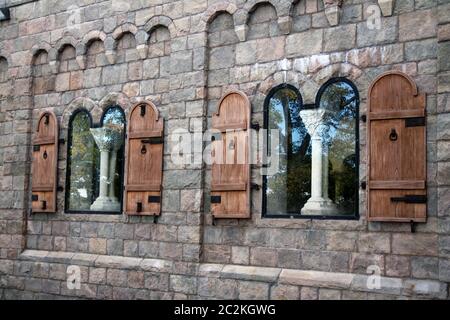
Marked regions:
[319,288,341,300]
[170,275,197,294]
[399,9,437,41]
[279,269,353,289]
[392,234,438,256]
[270,284,299,300]
[238,281,269,300]
[286,29,323,57]
[324,24,356,52]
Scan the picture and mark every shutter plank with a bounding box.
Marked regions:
[124,102,164,216]
[211,91,251,219]
[31,111,59,213]
[367,71,427,222]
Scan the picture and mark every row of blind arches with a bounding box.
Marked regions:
[65,77,359,217]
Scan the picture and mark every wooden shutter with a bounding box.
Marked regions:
[31,111,59,213]
[367,71,427,222]
[124,102,164,215]
[211,91,251,219]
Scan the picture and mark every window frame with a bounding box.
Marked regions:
[262,80,360,220]
[64,106,126,215]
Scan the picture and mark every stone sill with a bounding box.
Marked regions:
[19,250,448,299]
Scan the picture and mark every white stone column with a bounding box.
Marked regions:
[310,132,323,201]
[108,150,118,200]
[299,109,339,215]
[99,148,110,199]
[89,127,123,212]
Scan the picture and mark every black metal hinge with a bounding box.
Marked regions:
[390,195,427,204]
[251,122,260,131]
[141,137,163,144]
[405,117,425,127]
[148,196,161,203]
[211,196,221,204]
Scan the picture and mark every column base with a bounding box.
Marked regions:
[301,197,340,216]
[90,196,121,212]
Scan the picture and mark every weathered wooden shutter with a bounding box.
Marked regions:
[124,102,164,215]
[367,71,427,222]
[31,111,59,213]
[211,91,251,219]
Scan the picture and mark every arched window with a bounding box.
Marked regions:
[263,84,310,216]
[65,106,125,213]
[263,80,359,219]
[315,78,359,217]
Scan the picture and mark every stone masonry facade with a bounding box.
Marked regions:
[0,0,449,299]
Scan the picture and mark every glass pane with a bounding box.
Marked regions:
[66,107,125,213]
[319,81,358,216]
[266,88,311,215]
[99,107,125,211]
[67,112,99,211]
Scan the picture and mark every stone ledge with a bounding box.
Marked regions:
[279,269,353,289]
[18,250,448,299]
[221,265,281,282]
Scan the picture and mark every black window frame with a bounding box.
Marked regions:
[64,106,126,215]
[262,79,360,220]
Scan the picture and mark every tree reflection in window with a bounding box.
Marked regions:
[264,80,359,218]
[66,110,99,211]
[318,79,359,215]
[265,85,311,215]
[65,106,125,213]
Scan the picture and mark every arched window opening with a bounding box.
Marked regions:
[264,85,310,215]
[65,106,125,213]
[263,80,359,219]
[314,78,359,217]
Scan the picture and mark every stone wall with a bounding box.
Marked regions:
[0,0,449,300]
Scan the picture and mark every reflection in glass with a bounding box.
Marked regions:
[266,86,311,215]
[66,106,125,213]
[264,81,358,217]
[66,111,99,211]
[319,80,358,215]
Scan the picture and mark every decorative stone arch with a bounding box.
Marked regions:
[257,70,308,95]
[61,97,97,130]
[0,55,9,83]
[30,42,54,70]
[77,31,108,68]
[235,0,288,41]
[53,36,81,71]
[79,30,107,55]
[310,62,371,100]
[54,36,80,60]
[142,16,176,59]
[201,1,238,32]
[144,15,177,39]
[112,23,138,40]
[243,0,283,21]
[95,92,132,124]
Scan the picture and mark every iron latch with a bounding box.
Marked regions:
[390,195,427,204]
[251,122,260,131]
[141,137,163,144]
[211,196,221,204]
[405,117,425,127]
[148,196,161,203]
